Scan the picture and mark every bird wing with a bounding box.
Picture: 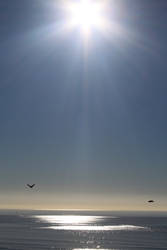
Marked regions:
[27,184,35,188]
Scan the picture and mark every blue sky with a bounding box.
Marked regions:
[0,0,167,210]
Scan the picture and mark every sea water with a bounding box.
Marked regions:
[0,210,167,250]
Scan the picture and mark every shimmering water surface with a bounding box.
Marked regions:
[0,210,167,249]
[35,215,146,231]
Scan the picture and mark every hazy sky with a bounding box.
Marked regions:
[0,0,167,210]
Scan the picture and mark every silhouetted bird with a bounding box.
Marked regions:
[148,200,154,203]
[27,184,35,189]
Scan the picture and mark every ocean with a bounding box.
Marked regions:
[0,210,167,250]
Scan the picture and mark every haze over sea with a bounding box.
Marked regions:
[0,210,167,250]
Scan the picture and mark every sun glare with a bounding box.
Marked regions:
[66,0,106,34]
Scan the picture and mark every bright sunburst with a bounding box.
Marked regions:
[65,0,106,35]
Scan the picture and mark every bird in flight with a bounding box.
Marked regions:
[147,200,154,203]
[27,184,35,189]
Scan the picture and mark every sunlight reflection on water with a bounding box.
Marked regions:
[34,215,147,231]
[35,215,103,224]
[48,225,145,231]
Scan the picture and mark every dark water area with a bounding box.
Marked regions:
[0,210,167,249]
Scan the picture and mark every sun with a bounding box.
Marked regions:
[65,0,106,34]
